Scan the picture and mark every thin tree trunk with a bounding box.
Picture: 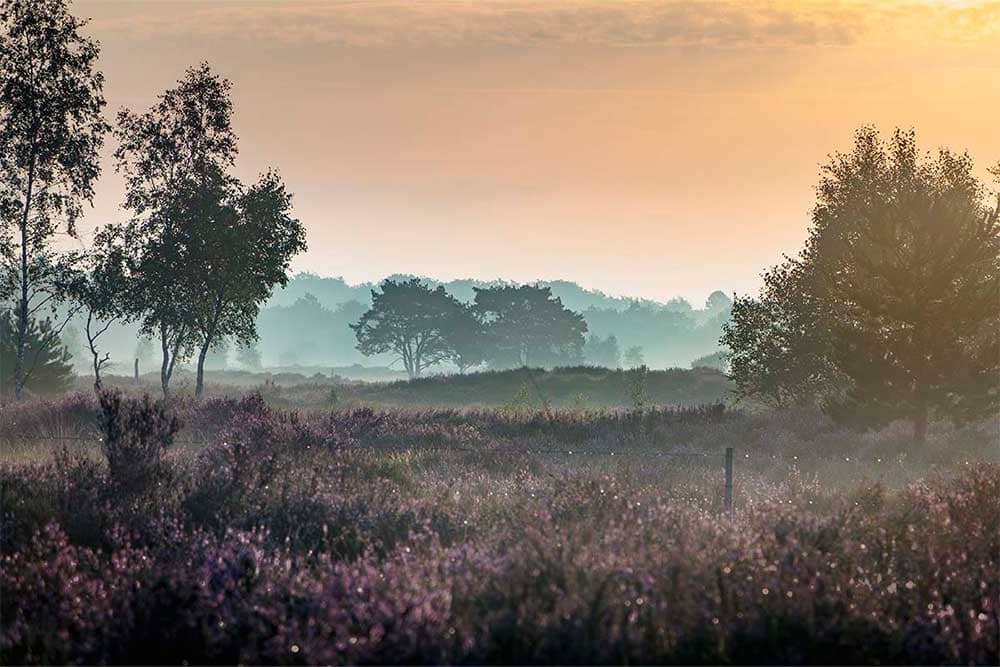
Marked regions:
[195,338,210,399]
[87,312,102,396]
[14,148,36,401]
[160,326,171,400]
[194,299,223,400]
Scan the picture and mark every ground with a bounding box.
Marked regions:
[0,380,997,664]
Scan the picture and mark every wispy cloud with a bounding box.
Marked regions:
[87,1,1000,50]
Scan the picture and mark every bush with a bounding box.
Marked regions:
[97,390,180,493]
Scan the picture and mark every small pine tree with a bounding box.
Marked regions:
[0,310,74,397]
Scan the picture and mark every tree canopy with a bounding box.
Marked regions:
[473,284,587,368]
[352,279,465,379]
[0,0,109,399]
[724,127,1000,442]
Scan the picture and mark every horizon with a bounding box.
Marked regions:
[70,0,1000,304]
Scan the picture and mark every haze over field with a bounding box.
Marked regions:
[71,0,1000,304]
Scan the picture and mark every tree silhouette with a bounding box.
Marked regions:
[0,0,109,399]
[352,279,463,379]
[114,64,303,399]
[187,170,306,398]
[114,63,238,398]
[725,128,999,442]
[474,285,587,368]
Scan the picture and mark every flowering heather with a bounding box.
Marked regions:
[1,394,998,664]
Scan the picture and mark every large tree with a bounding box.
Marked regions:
[352,278,463,379]
[725,128,999,442]
[187,170,306,398]
[473,284,587,368]
[0,0,109,399]
[115,65,305,399]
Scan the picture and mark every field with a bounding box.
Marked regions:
[75,365,733,411]
[1,385,997,665]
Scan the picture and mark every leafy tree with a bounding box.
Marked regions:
[584,334,621,368]
[114,63,238,398]
[0,0,110,399]
[114,63,304,399]
[352,278,462,379]
[725,128,1000,442]
[624,345,645,369]
[473,284,587,368]
[722,261,835,407]
[186,170,306,397]
[443,302,486,373]
[705,290,732,314]
[813,129,999,440]
[0,308,73,396]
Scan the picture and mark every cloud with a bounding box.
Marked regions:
[86,1,1000,50]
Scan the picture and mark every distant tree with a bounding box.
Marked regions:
[624,345,645,369]
[63,229,131,393]
[690,350,729,372]
[473,284,587,368]
[725,128,1000,443]
[705,290,732,314]
[0,308,73,397]
[236,341,262,370]
[443,302,487,373]
[0,0,110,399]
[352,279,462,379]
[584,334,621,368]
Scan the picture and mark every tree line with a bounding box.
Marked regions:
[352,280,594,379]
[1,0,306,400]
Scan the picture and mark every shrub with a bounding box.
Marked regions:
[97,390,180,493]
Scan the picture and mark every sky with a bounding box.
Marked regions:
[72,0,1000,305]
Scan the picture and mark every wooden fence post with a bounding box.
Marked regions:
[724,447,734,513]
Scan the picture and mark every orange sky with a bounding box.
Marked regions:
[72,0,1000,305]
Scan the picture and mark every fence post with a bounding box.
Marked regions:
[724,447,734,513]
[134,358,139,385]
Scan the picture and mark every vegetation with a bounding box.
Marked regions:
[0,0,109,400]
[1,2,998,665]
[0,309,73,397]
[1,394,997,664]
[724,128,999,442]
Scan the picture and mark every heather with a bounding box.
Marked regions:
[2,393,998,665]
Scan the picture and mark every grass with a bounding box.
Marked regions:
[71,364,734,410]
